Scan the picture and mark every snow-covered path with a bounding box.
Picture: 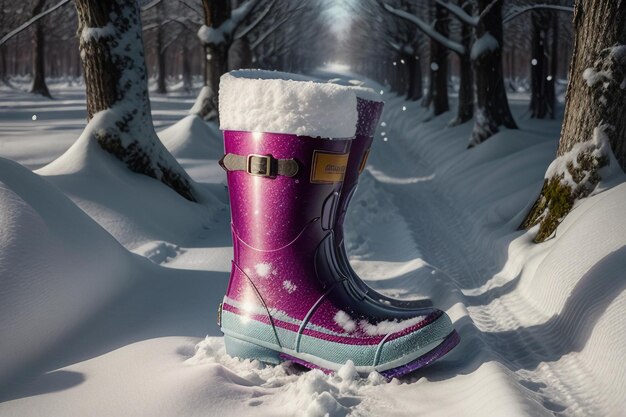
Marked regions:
[1,75,624,417]
[360,110,590,416]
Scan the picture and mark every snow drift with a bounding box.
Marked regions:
[36,112,223,251]
[0,157,133,383]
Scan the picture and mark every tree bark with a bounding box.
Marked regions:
[520,0,626,242]
[469,0,517,147]
[430,2,449,116]
[155,1,167,94]
[30,0,52,98]
[74,0,196,201]
[228,38,252,71]
[451,0,473,125]
[0,45,7,84]
[558,1,626,168]
[529,10,551,119]
[547,11,559,119]
[182,40,192,93]
[193,0,230,120]
[406,49,422,101]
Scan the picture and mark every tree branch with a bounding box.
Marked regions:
[0,0,71,47]
[251,16,289,50]
[383,3,466,56]
[178,0,203,18]
[235,0,276,40]
[435,0,478,26]
[503,4,574,24]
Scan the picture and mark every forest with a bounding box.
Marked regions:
[0,1,624,416]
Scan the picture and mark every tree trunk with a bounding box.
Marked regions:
[406,50,422,101]
[520,0,626,242]
[547,11,558,119]
[0,45,7,84]
[74,0,196,201]
[529,10,551,119]
[155,2,167,94]
[451,0,473,125]
[430,2,449,116]
[182,40,192,93]
[228,38,252,71]
[469,0,517,147]
[30,0,51,98]
[193,0,230,120]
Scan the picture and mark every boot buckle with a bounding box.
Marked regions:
[247,154,274,177]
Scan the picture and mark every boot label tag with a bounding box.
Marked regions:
[311,151,349,183]
[358,149,371,174]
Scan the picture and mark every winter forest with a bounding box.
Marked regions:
[0,0,625,416]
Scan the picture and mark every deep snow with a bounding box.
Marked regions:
[0,71,625,417]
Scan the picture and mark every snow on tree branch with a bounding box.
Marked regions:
[251,16,289,50]
[235,0,276,40]
[470,32,499,60]
[197,0,261,46]
[383,3,466,56]
[503,4,574,24]
[0,0,71,47]
[435,0,479,26]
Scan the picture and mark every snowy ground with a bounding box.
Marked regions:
[0,73,624,417]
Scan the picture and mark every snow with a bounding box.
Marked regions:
[219,70,359,139]
[334,310,357,333]
[322,76,383,102]
[471,33,500,60]
[255,262,273,277]
[80,23,116,42]
[0,69,625,416]
[544,125,618,188]
[188,86,212,115]
[383,3,466,56]
[197,25,226,45]
[159,114,221,160]
[359,316,426,337]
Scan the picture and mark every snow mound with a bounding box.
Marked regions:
[37,114,221,250]
[219,69,358,139]
[0,157,132,384]
[187,337,386,417]
[159,114,221,160]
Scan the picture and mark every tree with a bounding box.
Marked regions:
[30,0,52,98]
[470,0,517,146]
[192,0,263,120]
[426,1,450,116]
[74,0,196,201]
[520,0,626,242]
[383,0,473,123]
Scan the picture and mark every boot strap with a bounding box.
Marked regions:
[219,153,299,178]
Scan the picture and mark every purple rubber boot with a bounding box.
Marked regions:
[217,70,459,378]
[334,97,434,309]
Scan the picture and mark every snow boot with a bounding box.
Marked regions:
[334,96,434,309]
[217,70,459,378]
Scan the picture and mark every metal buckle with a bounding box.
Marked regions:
[246,154,273,177]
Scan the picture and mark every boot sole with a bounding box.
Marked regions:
[223,330,460,380]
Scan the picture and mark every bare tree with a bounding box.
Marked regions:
[469,0,517,146]
[520,0,626,242]
[383,0,474,124]
[74,0,196,201]
[192,0,262,120]
[30,0,52,97]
